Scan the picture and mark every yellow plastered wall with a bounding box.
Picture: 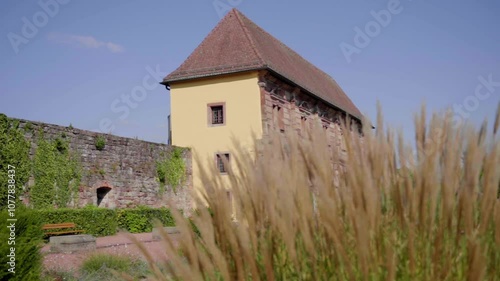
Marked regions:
[170,71,263,197]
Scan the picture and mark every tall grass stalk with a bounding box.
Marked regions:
[142,106,500,280]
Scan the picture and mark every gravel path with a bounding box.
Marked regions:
[42,232,177,274]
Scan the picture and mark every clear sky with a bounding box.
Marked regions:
[1,0,499,144]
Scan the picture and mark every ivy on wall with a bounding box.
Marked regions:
[156,147,187,194]
[0,115,31,208]
[31,131,82,209]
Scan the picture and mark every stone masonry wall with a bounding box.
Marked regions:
[257,70,364,172]
[13,118,192,212]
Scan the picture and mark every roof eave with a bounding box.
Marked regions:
[162,66,267,85]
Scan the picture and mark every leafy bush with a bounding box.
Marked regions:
[156,147,187,194]
[139,106,500,280]
[37,207,176,236]
[118,210,148,233]
[117,206,175,233]
[0,207,44,281]
[38,208,117,237]
[95,135,106,151]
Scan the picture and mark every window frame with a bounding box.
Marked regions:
[215,152,231,175]
[207,102,226,127]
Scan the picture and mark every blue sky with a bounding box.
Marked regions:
[1,0,499,144]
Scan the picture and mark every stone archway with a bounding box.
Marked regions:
[92,181,114,208]
[96,186,112,206]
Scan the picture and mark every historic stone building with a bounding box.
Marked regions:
[163,9,364,191]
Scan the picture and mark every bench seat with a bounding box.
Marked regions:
[42,223,84,236]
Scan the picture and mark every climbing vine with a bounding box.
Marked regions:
[31,131,81,209]
[0,114,31,208]
[156,147,186,194]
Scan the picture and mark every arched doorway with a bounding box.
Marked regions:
[96,186,112,207]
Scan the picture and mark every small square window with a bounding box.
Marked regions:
[208,103,226,126]
[216,153,230,174]
[212,106,223,124]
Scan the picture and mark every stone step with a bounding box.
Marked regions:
[50,234,96,253]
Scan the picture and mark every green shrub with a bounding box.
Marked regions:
[38,208,117,237]
[37,207,176,236]
[156,147,187,194]
[118,211,149,233]
[95,135,106,151]
[0,207,44,281]
[117,206,175,233]
[146,207,175,227]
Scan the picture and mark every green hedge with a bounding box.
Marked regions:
[0,207,44,281]
[37,206,175,237]
[38,207,118,237]
[117,206,175,233]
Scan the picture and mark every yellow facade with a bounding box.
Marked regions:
[169,71,263,194]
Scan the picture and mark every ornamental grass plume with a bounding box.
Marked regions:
[139,105,500,281]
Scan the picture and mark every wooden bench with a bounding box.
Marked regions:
[42,223,84,236]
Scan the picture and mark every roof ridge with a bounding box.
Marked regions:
[242,14,340,86]
[166,10,237,79]
[232,9,265,67]
[239,16,361,118]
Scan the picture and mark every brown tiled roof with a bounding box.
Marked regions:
[163,9,362,120]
